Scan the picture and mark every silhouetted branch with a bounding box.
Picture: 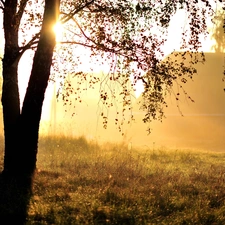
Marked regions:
[19,32,40,55]
[61,0,95,24]
[0,0,4,10]
[71,17,122,54]
[16,0,28,23]
[57,41,95,48]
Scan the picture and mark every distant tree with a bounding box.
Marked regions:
[210,7,224,53]
[0,0,217,223]
[210,3,225,90]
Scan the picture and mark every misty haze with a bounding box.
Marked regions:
[37,52,225,152]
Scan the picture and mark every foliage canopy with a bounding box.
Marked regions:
[1,0,219,132]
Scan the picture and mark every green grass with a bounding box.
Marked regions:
[1,135,225,224]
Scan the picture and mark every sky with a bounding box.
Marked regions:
[0,2,225,151]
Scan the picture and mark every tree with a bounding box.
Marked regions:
[0,0,217,223]
[0,0,60,222]
[210,3,225,90]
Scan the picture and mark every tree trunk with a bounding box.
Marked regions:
[2,0,21,176]
[0,0,60,223]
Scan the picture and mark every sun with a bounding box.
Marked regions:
[53,21,64,42]
[134,79,145,98]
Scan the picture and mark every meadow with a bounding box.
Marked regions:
[1,135,225,224]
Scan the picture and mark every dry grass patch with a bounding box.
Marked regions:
[1,135,225,224]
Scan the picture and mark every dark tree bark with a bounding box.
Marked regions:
[0,0,60,223]
[2,0,21,176]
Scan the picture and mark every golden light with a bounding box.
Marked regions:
[53,21,64,42]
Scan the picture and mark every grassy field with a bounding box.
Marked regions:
[1,136,225,224]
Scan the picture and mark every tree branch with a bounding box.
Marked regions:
[61,0,95,24]
[19,32,40,55]
[64,26,80,37]
[15,0,28,24]
[0,0,4,6]
[58,41,95,49]
[71,17,121,54]
[0,0,4,10]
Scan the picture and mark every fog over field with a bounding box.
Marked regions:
[38,52,225,152]
[0,50,224,152]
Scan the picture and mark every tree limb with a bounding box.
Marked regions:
[71,17,121,54]
[19,32,40,55]
[58,40,118,55]
[15,0,28,24]
[0,0,4,6]
[58,41,95,49]
[63,26,81,37]
[0,0,4,10]
[61,0,95,24]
